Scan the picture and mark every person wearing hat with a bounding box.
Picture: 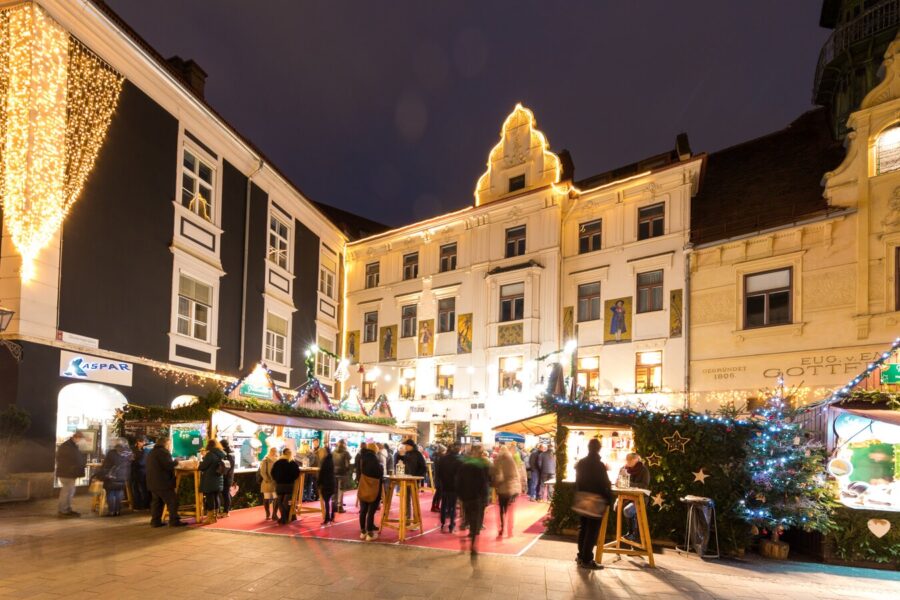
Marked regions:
[399,438,426,520]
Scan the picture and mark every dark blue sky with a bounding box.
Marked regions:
[108,1,829,227]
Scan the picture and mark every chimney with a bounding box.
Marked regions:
[558,148,575,182]
[166,55,208,99]
[675,132,692,161]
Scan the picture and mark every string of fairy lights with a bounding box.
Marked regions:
[0,3,123,282]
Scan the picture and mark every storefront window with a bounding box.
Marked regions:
[55,383,127,485]
[635,351,662,392]
[499,356,522,392]
[577,356,600,395]
[831,412,899,511]
[436,364,455,397]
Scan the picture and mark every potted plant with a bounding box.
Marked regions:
[0,405,31,502]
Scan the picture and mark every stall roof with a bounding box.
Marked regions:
[218,408,413,436]
[838,407,900,428]
[494,412,558,436]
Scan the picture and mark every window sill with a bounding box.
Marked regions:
[636,309,664,315]
[732,322,804,342]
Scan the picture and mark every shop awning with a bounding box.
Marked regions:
[494,412,558,437]
[217,408,414,436]
[837,407,900,427]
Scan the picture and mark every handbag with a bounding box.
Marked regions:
[229,483,239,498]
[572,491,609,519]
[357,474,380,503]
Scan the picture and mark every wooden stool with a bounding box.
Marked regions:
[595,488,655,568]
[380,475,423,541]
[95,484,134,516]
[162,468,203,524]
[288,467,326,522]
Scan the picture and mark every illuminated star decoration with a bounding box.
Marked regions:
[651,492,665,509]
[692,468,710,484]
[645,453,662,467]
[663,431,691,453]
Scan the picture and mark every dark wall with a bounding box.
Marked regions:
[242,182,269,368]
[58,81,178,362]
[290,220,320,388]
[216,161,249,375]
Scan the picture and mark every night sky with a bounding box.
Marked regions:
[107,1,829,227]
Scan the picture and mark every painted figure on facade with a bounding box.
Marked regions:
[457,313,473,354]
[610,300,627,341]
[382,327,393,360]
[347,331,358,364]
[419,320,433,356]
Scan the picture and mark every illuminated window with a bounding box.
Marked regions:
[362,380,377,401]
[635,351,662,392]
[363,311,378,343]
[577,282,601,321]
[438,298,456,333]
[365,262,380,288]
[508,174,525,192]
[264,312,288,365]
[319,256,336,299]
[440,243,458,272]
[577,356,600,395]
[399,368,416,399]
[877,125,900,174]
[177,274,212,342]
[403,252,419,280]
[578,219,602,254]
[505,225,526,258]
[181,149,215,221]
[316,337,334,379]
[500,282,525,322]
[637,270,664,313]
[637,203,664,240]
[436,364,455,397]
[499,356,522,392]
[268,214,290,270]
[401,305,417,338]
[744,268,792,328]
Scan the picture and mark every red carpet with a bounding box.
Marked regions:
[203,489,549,556]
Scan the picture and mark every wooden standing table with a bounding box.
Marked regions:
[595,487,655,568]
[288,467,326,522]
[380,475,423,541]
[423,461,435,492]
[162,466,203,524]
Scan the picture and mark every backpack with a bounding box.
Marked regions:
[216,457,230,476]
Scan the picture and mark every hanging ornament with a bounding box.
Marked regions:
[651,492,665,509]
[867,519,891,538]
[692,468,710,484]
[750,525,759,536]
[662,430,690,453]
[644,453,662,467]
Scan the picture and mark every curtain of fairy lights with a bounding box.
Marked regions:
[0,2,123,281]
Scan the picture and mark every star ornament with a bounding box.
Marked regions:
[663,431,690,453]
[645,453,662,467]
[692,468,710,484]
[651,492,665,509]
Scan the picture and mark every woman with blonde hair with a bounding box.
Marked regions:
[491,445,521,537]
[259,447,279,520]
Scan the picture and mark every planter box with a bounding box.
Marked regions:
[0,477,31,503]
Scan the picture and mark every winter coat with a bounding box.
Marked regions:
[55,438,86,479]
[317,452,336,497]
[455,456,491,505]
[402,448,427,477]
[575,452,613,506]
[491,451,521,497]
[539,449,556,480]
[624,461,651,490]
[146,445,178,492]
[101,444,133,492]
[527,449,540,473]
[198,449,226,494]
[358,448,384,481]
[332,447,351,484]
[132,445,150,476]
[271,457,300,495]
[259,455,277,494]
[436,451,462,493]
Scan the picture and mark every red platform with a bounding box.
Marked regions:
[203,489,549,556]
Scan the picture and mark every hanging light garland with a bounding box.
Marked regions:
[0,3,123,281]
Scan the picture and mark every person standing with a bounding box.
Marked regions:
[527,446,541,501]
[538,444,556,501]
[131,436,151,510]
[55,431,87,517]
[198,439,226,523]
[400,439,426,522]
[618,453,650,540]
[317,445,337,525]
[491,446,521,537]
[575,438,613,570]
[357,442,384,540]
[436,443,462,533]
[100,440,132,516]
[146,437,186,527]
[430,444,446,513]
[332,440,351,514]
[220,439,236,517]
[259,447,279,520]
[456,445,491,555]
[271,448,300,525]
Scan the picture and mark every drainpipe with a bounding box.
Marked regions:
[683,243,693,411]
[239,158,265,370]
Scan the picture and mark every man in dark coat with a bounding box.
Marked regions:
[537,444,556,501]
[436,444,462,532]
[575,438,613,569]
[455,445,491,555]
[527,446,541,500]
[146,437,186,527]
[131,437,151,510]
[56,431,87,517]
[400,439,426,519]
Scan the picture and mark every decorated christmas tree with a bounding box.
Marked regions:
[740,392,835,549]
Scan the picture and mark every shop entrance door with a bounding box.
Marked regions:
[56,382,127,486]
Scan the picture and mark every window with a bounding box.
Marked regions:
[576,356,600,395]
[316,337,334,379]
[637,203,664,240]
[578,219,602,254]
[401,305,417,338]
[267,215,290,269]
[577,282,602,321]
[363,311,378,343]
[365,262,380,288]
[436,364,455,397]
[176,274,212,342]
[264,312,288,365]
[499,282,525,322]
[637,270,664,313]
[439,243,458,272]
[877,125,900,174]
[505,225,526,258]
[635,351,662,392]
[499,356,523,392]
[402,252,419,280]
[399,368,416,399]
[744,268,792,328]
[181,149,215,221]
[438,298,456,333]
[319,256,336,298]
[508,174,525,192]
[362,381,377,401]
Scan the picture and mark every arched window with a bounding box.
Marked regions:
[876,124,900,174]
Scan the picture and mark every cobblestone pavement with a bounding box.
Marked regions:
[1,497,898,600]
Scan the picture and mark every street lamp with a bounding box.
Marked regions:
[0,306,22,362]
[0,306,13,332]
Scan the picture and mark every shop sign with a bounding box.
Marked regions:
[56,330,99,349]
[59,350,133,387]
[881,364,900,385]
[239,381,273,400]
[495,432,525,444]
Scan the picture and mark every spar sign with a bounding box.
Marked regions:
[59,350,133,387]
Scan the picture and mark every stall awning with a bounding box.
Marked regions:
[838,407,900,427]
[218,408,413,436]
[494,412,558,437]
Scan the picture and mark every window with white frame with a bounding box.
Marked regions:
[744,268,792,328]
[877,125,900,175]
[364,311,378,343]
[438,297,456,333]
[635,351,662,392]
[440,243,458,272]
[577,282,602,321]
[401,305,417,338]
[316,337,334,379]
[403,252,419,280]
[365,262,380,288]
[264,312,288,365]
[499,282,525,322]
[181,149,215,221]
[319,256,336,299]
[268,214,290,270]
[177,274,213,342]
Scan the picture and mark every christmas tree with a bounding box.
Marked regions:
[740,392,835,544]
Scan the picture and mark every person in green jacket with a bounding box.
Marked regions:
[199,439,227,523]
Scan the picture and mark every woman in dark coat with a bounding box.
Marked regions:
[357,442,384,540]
[317,446,337,524]
[198,439,226,523]
[100,440,133,516]
[271,448,300,525]
[220,439,236,517]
